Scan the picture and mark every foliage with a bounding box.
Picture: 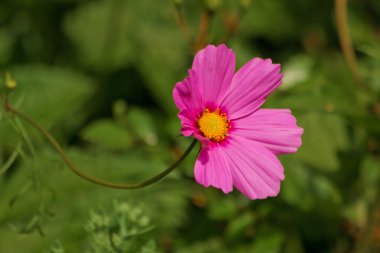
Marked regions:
[0,0,379,252]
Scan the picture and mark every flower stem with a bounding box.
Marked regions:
[2,100,198,189]
[334,0,365,90]
[194,9,213,53]
[174,1,193,48]
[0,141,21,176]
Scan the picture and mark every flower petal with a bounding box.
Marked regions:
[224,136,284,200]
[234,109,303,155]
[178,110,197,136]
[221,58,282,119]
[172,70,201,113]
[194,144,233,194]
[192,44,236,106]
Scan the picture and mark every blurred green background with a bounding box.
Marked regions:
[0,0,380,252]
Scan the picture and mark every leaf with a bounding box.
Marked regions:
[225,212,254,240]
[359,156,380,203]
[281,54,314,90]
[126,107,158,146]
[249,228,284,253]
[0,145,190,252]
[281,157,342,211]
[0,28,14,64]
[297,112,349,172]
[0,65,95,149]
[64,0,135,71]
[207,197,238,221]
[80,119,133,151]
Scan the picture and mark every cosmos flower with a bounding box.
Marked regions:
[173,44,303,200]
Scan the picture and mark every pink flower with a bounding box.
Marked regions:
[173,44,303,200]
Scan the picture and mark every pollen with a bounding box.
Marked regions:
[198,109,230,142]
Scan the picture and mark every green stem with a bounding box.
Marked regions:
[3,101,198,189]
[174,1,193,48]
[0,141,21,176]
[194,9,213,53]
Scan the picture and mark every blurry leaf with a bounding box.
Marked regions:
[80,119,133,151]
[250,227,284,253]
[64,0,134,71]
[297,112,349,172]
[281,54,314,90]
[351,114,380,136]
[133,1,187,114]
[127,107,158,146]
[0,65,95,148]
[358,44,380,60]
[225,212,254,240]
[282,233,304,253]
[177,238,227,253]
[85,202,155,253]
[281,160,314,210]
[359,156,380,203]
[361,57,380,92]
[241,0,295,40]
[343,200,367,229]
[207,197,238,221]
[314,176,342,205]
[48,241,66,253]
[349,12,379,47]
[282,158,342,210]
[9,180,34,208]
[0,141,21,176]
[140,240,157,253]
[0,28,14,64]
[0,146,189,252]
[136,43,186,114]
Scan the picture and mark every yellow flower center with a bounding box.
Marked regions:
[198,109,230,142]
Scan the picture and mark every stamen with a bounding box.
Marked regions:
[197,108,230,142]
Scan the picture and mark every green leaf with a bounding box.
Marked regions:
[0,65,95,149]
[359,156,380,203]
[225,212,254,240]
[250,228,284,253]
[0,28,14,64]
[297,112,349,172]
[207,197,238,221]
[127,107,158,146]
[80,119,133,151]
[64,0,134,71]
[281,158,342,210]
[281,54,314,90]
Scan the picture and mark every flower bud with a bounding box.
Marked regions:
[5,72,16,90]
[204,0,221,11]
[173,0,183,6]
[239,0,252,9]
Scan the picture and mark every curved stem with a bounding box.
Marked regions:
[174,2,193,48]
[335,0,365,89]
[3,102,198,189]
[194,9,213,53]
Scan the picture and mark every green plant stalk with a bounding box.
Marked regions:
[194,9,213,53]
[174,1,193,48]
[0,141,21,176]
[2,100,198,189]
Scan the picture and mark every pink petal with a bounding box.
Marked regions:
[221,58,283,119]
[192,44,236,106]
[224,136,284,200]
[172,70,201,113]
[194,144,233,194]
[178,110,197,136]
[234,109,303,155]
